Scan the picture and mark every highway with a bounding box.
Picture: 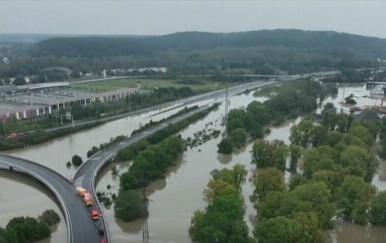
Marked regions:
[44,80,277,133]
[72,79,278,241]
[0,154,100,243]
[0,80,278,243]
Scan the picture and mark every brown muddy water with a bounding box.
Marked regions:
[1,84,386,242]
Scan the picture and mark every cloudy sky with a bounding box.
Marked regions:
[1,1,386,38]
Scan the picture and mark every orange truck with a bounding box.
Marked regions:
[76,187,94,206]
[83,193,94,206]
[76,186,87,196]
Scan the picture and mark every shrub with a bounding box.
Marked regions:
[71,154,83,167]
[6,217,51,242]
[38,209,61,226]
[115,190,148,222]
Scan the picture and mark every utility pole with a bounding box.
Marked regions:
[142,188,149,243]
[224,87,229,138]
[225,87,229,120]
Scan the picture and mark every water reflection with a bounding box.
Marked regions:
[217,153,232,164]
[327,221,386,243]
[2,85,386,243]
[0,170,66,243]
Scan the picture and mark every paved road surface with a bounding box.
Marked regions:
[0,80,277,243]
[0,154,100,243]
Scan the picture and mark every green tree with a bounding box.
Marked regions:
[335,113,351,133]
[291,182,334,229]
[217,138,233,154]
[340,145,374,182]
[288,174,307,191]
[336,176,376,224]
[302,146,339,179]
[115,190,148,221]
[230,128,247,148]
[289,144,302,172]
[203,179,239,204]
[190,194,250,243]
[0,227,17,243]
[87,146,99,158]
[226,109,254,132]
[246,101,271,125]
[255,216,304,243]
[311,170,343,195]
[293,212,324,243]
[210,164,247,191]
[321,112,338,131]
[290,119,314,148]
[257,191,313,221]
[189,210,205,237]
[251,139,288,170]
[322,131,343,148]
[309,125,327,147]
[190,164,250,243]
[71,154,83,167]
[347,124,373,148]
[6,216,51,242]
[322,102,336,114]
[253,168,286,201]
[369,191,386,225]
[38,209,60,226]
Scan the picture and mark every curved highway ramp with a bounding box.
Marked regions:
[0,154,101,243]
[0,80,281,243]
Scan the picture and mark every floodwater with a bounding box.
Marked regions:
[1,83,386,242]
[0,171,66,243]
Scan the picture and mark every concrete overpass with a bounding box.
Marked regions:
[3,77,333,243]
[0,154,100,243]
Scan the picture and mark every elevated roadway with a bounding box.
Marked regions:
[72,80,278,240]
[0,154,100,243]
[0,80,278,243]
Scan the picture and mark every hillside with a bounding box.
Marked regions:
[33,29,386,58]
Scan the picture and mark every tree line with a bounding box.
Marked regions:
[218,80,338,154]
[251,104,386,242]
[2,29,383,82]
[189,165,251,243]
[211,78,386,242]
[115,104,220,222]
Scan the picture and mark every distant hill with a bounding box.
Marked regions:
[0,34,67,43]
[0,33,148,44]
[32,29,386,58]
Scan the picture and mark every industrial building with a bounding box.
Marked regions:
[0,82,138,120]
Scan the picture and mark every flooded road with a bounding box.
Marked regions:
[1,83,386,242]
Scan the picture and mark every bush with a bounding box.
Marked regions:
[0,227,18,243]
[217,138,233,154]
[6,216,51,242]
[71,154,83,167]
[115,190,148,222]
[87,146,99,158]
[38,209,61,226]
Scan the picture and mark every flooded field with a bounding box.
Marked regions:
[1,83,386,242]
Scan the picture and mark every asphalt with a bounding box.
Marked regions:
[0,80,279,243]
[0,154,100,243]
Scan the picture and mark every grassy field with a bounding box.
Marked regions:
[70,78,236,92]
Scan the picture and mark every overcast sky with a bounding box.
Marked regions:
[1,1,386,38]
